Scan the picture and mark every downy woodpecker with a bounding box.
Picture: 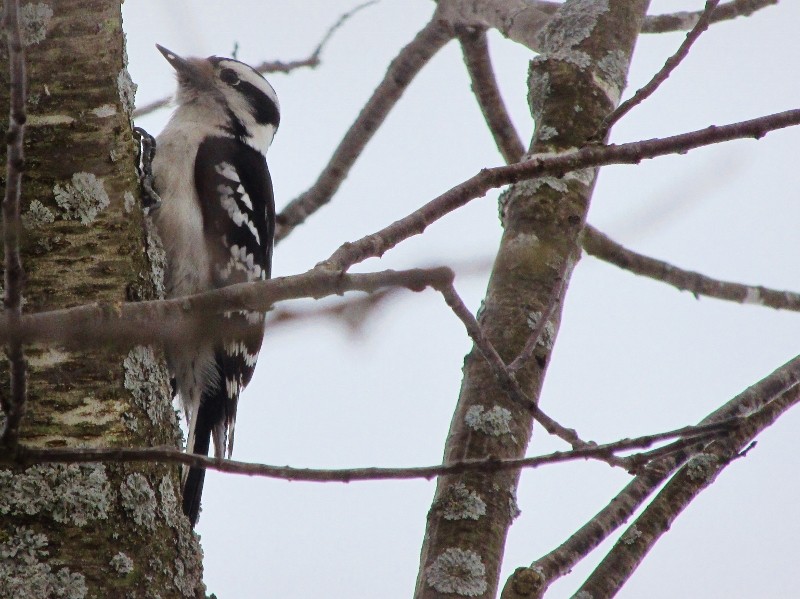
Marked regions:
[146,45,279,527]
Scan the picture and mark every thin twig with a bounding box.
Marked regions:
[642,0,777,33]
[1,0,28,449]
[458,29,526,163]
[598,0,721,137]
[582,225,800,311]
[457,28,571,377]
[508,273,568,374]
[3,418,740,482]
[133,1,378,118]
[437,283,628,467]
[275,17,453,242]
[302,0,380,62]
[504,352,800,597]
[575,382,800,598]
[324,108,800,271]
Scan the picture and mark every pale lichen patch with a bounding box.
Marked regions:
[120,473,157,530]
[686,453,719,482]
[23,199,55,227]
[535,0,608,68]
[0,463,111,526]
[591,69,622,106]
[58,399,119,428]
[26,348,71,368]
[530,176,569,194]
[53,172,110,225]
[123,191,136,213]
[527,67,550,120]
[564,167,597,187]
[526,311,556,350]
[110,552,134,576]
[537,125,558,141]
[27,113,76,126]
[508,486,521,520]
[597,49,628,101]
[537,0,609,52]
[159,476,182,530]
[144,218,167,298]
[91,104,117,118]
[117,68,137,116]
[123,345,172,426]
[438,483,487,521]
[465,405,513,436]
[620,525,642,545]
[172,501,203,596]
[0,527,88,599]
[426,548,488,597]
[20,2,53,46]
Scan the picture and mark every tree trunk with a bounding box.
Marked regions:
[415,1,650,597]
[0,1,203,596]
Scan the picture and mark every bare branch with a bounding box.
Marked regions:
[642,0,777,34]
[437,283,631,469]
[1,0,28,449]
[132,1,377,118]
[299,0,380,65]
[458,28,526,163]
[275,17,453,242]
[576,382,800,597]
[599,0,721,137]
[4,418,739,483]
[324,108,800,271]
[0,266,454,349]
[503,352,800,598]
[582,225,800,311]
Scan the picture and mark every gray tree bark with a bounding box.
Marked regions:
[0,1,203,596]
[415,1,650,597]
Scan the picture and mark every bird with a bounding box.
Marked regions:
[145,44,279,527]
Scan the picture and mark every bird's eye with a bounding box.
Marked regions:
[220,68,240,85]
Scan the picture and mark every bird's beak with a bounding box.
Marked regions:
[156,44,202,81]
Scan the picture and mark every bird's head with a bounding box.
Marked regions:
[157,44,280,154]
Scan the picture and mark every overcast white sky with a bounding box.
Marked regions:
[124,1,800,597]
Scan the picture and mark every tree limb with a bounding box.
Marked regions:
[599,0,721,137]
[641,0,777,33]
[582,225,800,311]
[2,417,740,482]
[325,108,800,271]
[502,352,800,598]
[458,28,526,164]
[575,381,800,597]
[437,283,626,465]
[275,16,453,241]
[0,267,455,348]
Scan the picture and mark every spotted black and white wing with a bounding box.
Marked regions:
[182,136,275,520]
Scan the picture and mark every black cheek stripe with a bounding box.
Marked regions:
[238,80,280,127]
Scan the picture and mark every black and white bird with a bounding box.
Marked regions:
[147,45,279,527]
